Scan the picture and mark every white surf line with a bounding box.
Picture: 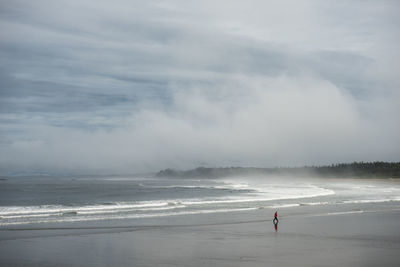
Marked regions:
[340,198,400,204]
[0,205,188,219]
[0,202,175,217]
[0,207,260,226]
[301,210,364,218]
[304,207,400,218]
[268,204,300,209]
[325,210,364,216]
[1,218,278,234]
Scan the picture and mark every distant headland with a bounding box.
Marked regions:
[156,161,400,179]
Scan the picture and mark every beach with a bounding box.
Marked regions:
[2,1,400,265]
[1,201,399,267]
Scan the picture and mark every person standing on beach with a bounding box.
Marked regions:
[273,211,279,231]
[273,211,278,224]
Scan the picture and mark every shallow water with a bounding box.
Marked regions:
[0,176,399,226]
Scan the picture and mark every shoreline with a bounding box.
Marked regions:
[1,202,399,266]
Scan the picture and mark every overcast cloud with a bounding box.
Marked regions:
[0,0,399,174]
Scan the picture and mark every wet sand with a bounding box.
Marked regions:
[0,205,399,267]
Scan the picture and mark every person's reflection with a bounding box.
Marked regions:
[273,211,279,231]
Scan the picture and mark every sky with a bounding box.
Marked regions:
[0,0,399,175]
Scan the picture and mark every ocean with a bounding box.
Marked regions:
[1,175,400,227]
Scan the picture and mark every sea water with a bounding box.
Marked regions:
[1,176,399,226]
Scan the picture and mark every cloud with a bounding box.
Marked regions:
[1,74,399,174]
[0,0,399,174]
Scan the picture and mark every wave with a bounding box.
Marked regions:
[340,198,400,205]
[300,201,330,206]
[0,207,259,226]
[269,203,300,209]
[316,210,364,217]
[3,180,398,226]
[0,202,187,218]
[0,202,174,216]
[267,197,400,210]
[0,182,338,226]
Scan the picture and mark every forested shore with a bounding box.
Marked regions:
[156,162,400,179]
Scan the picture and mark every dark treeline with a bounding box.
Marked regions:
[156,161,400,179]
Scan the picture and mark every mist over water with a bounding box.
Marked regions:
[0,1,400,175]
